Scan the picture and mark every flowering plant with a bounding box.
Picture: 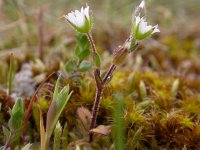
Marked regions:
[64,0,159,142]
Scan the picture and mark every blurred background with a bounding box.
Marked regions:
[0,0,200,84]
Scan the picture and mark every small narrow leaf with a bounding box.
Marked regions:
[21,143,32,150]
[8,99,25,130]
[113,93,125,150]
[78,60,92,72]
[61,122,68,149]
[53,121,62,150]
[75,47,90,60]
[39,105,46,150]
[46,100,57,139]
[45,76,73,148]
[65,60,76,73]
[90,125,111,136]
[2,126,10,141]
[93,53,101,68]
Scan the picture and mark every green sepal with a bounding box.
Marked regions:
[133,22,153,40]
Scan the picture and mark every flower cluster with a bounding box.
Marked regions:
[64,1,159,40]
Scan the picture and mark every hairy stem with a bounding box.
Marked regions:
[8,53,13,95]
[89,88,103,141]
[89,64,116,142]
[87,32,117,142]
[102,64,116,84]
[87,32,98,55]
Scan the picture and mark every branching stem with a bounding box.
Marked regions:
[89,63,116,142]
[87,32,117,142]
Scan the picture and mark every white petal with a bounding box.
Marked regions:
[81,7,84,13]
[66,13,77,25]
[135,16,141,26]
[139,19,152,34]
[74,10,85,27]
[152,25,160,33]
[84,6,90,20]
[139,0,145,9]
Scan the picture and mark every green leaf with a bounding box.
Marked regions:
[76,33,88,46]
[62,122,68,148]
[65,60,76,73]
[2,126,10,140]
[46,76,73,143]
[75,47,90,60]
[53,121,62,150]
[8,99,25,130]
[7,99,25,145]
[75,33,90,60]
[93,53,101,68]
[113,93,125,150]
[75,45,80,56]
[79,60,92,72]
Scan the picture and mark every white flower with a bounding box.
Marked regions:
[65,6,92,33]
[133,16,160,40]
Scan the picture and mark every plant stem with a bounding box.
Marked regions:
[89,87,103,141]
[102,64,116,84]
[89,64,116,142]
[87,32,98,55]
[8,53,13,95]
[86,32,117,141]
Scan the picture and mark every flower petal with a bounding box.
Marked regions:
[152,25,160,33]
[139,0,145,9]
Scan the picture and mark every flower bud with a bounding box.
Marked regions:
[131,1,160,40]
[65,5,92,33]
[133,0,146,18]
[112,36,133,65]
